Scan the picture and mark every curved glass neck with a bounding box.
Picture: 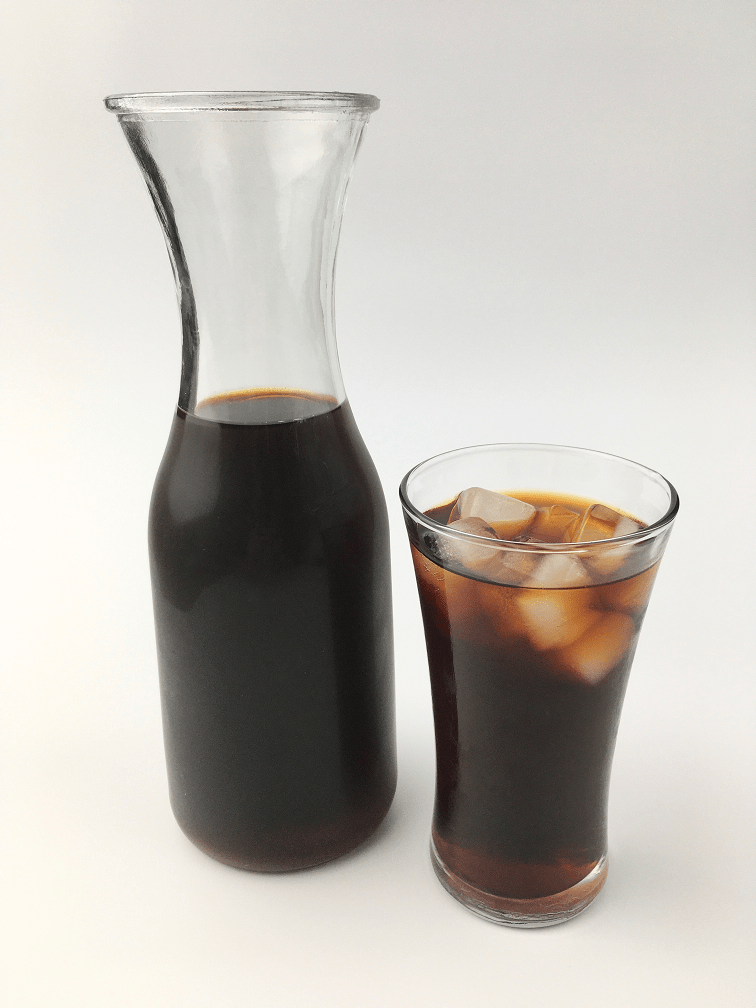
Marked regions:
[107,93,377,420]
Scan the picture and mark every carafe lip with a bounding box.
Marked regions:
[104,91,380,115]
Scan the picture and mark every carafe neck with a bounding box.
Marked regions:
[106,93,378,420]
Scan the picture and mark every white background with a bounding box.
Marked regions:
[2,2,754,1005]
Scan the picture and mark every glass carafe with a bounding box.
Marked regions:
[105,92,396,871]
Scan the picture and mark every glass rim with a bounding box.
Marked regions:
[103,91,380,115]
[399,442,679,552]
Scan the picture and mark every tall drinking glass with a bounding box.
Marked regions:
[401,444,677,926]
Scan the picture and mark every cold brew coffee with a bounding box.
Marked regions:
[401,445,677,926]
[150,390,396,871]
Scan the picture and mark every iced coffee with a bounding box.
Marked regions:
[401,444,677,926]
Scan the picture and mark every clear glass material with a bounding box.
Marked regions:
[105,91,378,418]
[400,444,678,926]
[106,92,396,871]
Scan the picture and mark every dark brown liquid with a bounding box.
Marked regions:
[412,494,657,899]
[149,391,396,871]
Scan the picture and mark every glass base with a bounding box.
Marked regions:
[430,839,608,928]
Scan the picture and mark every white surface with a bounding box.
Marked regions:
[2,2,755,1005]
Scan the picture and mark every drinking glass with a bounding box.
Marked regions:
[401,443,678,926]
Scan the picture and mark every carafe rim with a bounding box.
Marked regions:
[104,91,380,115]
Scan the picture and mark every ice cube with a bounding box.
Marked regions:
[574,504,640,544]
[523,552,591,589]
[529,505,581,543]
[484,548,539,586]
[599,563,658,614]
[584,544,632,577]
[615,515,643,537]
[558,612,635,684]
[439,517,501,573]
[572,503,617,542]
[514,589,600,651]
[582,514,644,575]
[450,487,536,540]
